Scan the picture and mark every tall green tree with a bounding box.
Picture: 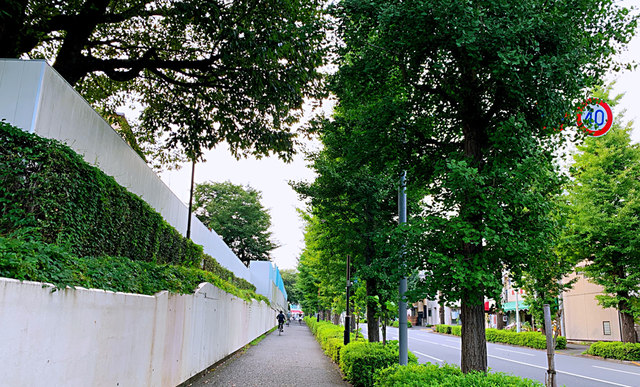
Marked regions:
[1,0,328,161]
[562,96,640,343]
[330,0,637,372]
[193,181,278,267]
[293,115,418,342]
[280,268,302,305]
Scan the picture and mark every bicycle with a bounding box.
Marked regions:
[278,321,284,335]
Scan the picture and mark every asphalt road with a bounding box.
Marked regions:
[359,325,640,387]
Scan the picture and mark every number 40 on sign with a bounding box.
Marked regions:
[576,98,613,137]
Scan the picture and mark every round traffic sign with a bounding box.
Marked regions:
[576,99,613,137]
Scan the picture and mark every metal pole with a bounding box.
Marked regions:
[515,288,520,333]
[344,254,351,345]
[186,158,196,239]
[543,304,557,387]
[558,280,566,337]
[398,171,408,365]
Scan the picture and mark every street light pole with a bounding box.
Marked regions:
[186,158,196,239]
[344,254,352,345]
[398,171,408,365]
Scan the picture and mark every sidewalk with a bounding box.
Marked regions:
[186,321,350,387]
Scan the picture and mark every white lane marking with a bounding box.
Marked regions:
[488,354,632,387]
[414,351,443,363]
[441,344,461,350]
[492,348,536,357]
[593,366,640,376]
[446,339,460,343]
[409,337,441,345]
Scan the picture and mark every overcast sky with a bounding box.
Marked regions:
[160,0,640,271]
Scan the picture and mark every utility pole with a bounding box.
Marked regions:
[344,254,352,345]
[186,158,196,239]
[398,171,408,365]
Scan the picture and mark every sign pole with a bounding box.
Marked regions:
[398,171,408,365]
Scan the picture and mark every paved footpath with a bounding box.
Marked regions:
[186,321,350,387]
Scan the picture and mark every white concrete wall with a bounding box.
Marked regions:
[0,59,249,281]
[0,277,275,387]
[250,261,287,312]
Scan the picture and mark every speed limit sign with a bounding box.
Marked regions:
[577,99,613,137]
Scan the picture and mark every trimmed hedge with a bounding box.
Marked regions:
[390,320,412,328]
[0,122,254,292]
[304,316,418,386]
[305,317,358,364]
[486,328,566,350]
[375,363,544,386]
[0,236,268,303]
[435,325,566,350]
[340,340,418,387]
[586,341,640,361]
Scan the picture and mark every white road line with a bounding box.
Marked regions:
[492,348,536,357]
[441,344,461,350]
[593,366,640,376]
[409,337,442,345]
[488,354,632,387]
[414,351,443,363]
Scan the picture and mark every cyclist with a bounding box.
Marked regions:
[277,310,286,333]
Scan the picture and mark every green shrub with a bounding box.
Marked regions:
[340,340,418,387]
[325,337,344,363]
[202,255,255,291]
[374,363,543,386]
[390,320,412,328]
[434,324,565,350]
[0,122,254,291]
[0,236,267,304]
[485,329,566,350]
[586,341,640,361]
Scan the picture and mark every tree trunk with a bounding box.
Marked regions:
[619,300,637,343]
[461,292,488,373]
[439,294,445,325]
[366,279,380,342]
[497,312,505,330]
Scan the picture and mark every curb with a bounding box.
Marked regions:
[426,330,640,368]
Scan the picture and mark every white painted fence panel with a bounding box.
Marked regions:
[0,278,274,387]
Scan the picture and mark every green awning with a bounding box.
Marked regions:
[502,301,529,312]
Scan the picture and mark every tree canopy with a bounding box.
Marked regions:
[193,181,278,267]
[280,268,301,306]
[561,90,640,343]
[1,0,328,160]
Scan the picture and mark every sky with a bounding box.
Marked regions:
[158,101,332,271]
[159,0,640,271]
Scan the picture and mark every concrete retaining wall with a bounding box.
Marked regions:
[0,277,274,387]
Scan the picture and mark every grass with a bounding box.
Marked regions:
[250,327,278,346]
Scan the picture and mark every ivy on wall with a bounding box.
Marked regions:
[0,121,255,292]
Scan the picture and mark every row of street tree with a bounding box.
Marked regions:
[289,0,639,374]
